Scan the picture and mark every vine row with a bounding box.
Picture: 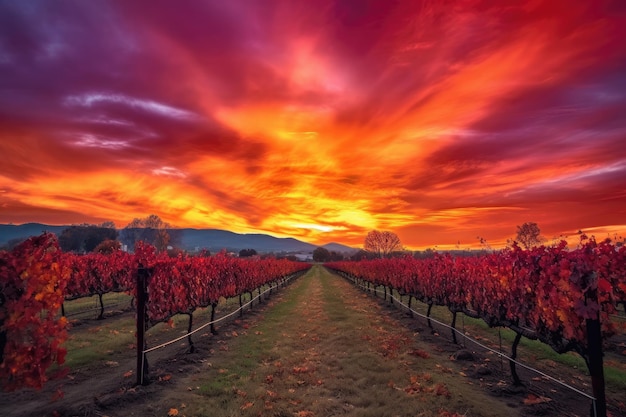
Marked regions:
[326,237,626,417]
[0,233,310,391]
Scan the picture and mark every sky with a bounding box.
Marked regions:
[1,0,626,250]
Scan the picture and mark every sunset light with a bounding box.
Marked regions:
[1,0,625,249]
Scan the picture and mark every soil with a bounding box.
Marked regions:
[0,265,623,417]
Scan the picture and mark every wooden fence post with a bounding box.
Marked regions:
[586,317,606,417]
[136,267,149,386]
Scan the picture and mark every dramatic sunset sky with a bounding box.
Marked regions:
[1,1,625,249]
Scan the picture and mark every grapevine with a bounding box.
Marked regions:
[0,233,69,391]
[326,237,625,416]
[1,233,310,391]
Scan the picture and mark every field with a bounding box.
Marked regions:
[1,265,624,417]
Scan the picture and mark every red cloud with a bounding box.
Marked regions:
[1,0,625,248]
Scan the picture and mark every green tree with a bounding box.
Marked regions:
[239,248,258,257]
[413,248,436,259]
[329,251,344,261]
[515,222,544,249]
[59,224,118,253]
[312,247,331,262]
[351,249,376,261]
[364,230,403,258]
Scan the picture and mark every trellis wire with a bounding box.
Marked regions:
[143,277,293,354]
[349,278,597,410]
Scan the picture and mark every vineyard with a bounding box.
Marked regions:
[2,233,626,416]
[0,233,310,391]
[326,237,626,416]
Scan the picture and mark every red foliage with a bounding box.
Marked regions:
[0,233,69,391]
[144,250,309,325]
[327,238,626,354]
[1,234,310,391]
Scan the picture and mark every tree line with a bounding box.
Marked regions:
[14,214,181,254]
[312,221,572,262]
[4,214,586,261]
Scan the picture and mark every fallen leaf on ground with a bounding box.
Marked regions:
[51,389,64,401]
[167,408,178,416]
[409,349,430,358]
[434,383,451,398]
[523,394,552,405]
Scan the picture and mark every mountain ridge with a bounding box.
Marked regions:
[0,223,358,253]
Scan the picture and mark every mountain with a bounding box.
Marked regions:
[177,228,317,253]
[0,223,356,253]
[321,242,359,254]
[0,223,68,246]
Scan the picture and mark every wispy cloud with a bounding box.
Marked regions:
[64,92,201,121]
[1,0,625,248]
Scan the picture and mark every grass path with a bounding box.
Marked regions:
[135,265,521,417]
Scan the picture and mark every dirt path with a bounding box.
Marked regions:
[1,266,595,416]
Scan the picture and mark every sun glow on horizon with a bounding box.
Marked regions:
[1,1,625,249]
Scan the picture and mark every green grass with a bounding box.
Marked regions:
[198,276,310,398]
[64,317,136,368]
[61,289,272,370]
[383,287,626,392]
[62,292,133,318]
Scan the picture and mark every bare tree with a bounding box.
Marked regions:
[515,222,544,249]
[364,230,403,258]
[121,214,172,252]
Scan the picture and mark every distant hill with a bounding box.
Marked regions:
[321,242,359,254]
[0,223,357,254]
[177,228,317,253]
[0,223,68,246]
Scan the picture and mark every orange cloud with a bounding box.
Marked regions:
[1,1,626,250]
